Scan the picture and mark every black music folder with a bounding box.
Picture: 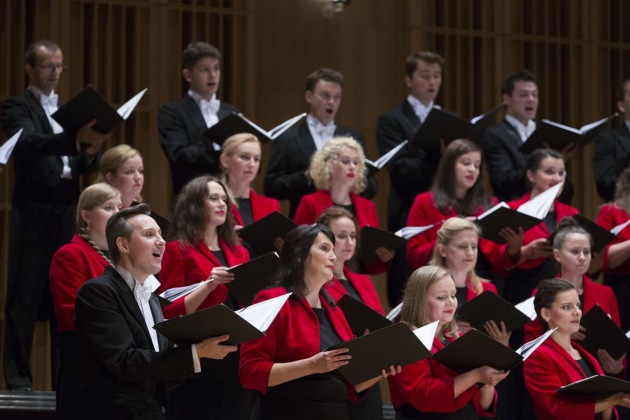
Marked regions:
[456,290,531,333]
[578,305,630,360]
[572,214,617,254]
[154,292,290,346]
[410,105,502,152]
[238,211,297,256]
[556,375,630,399]
[226,252,280,306]
[327,323,432,385]
[519,114,618,154]
[52,85,146,134]
[336,294,392,337]
[365,140,408,175]
[432,328,554,373]
[203,112,305,147]
[357,226,406,264]
[475,203,541,244]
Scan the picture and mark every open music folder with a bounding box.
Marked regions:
[365,140,408,175]
[519,113,618,154]
[336,295,392,337]
[557,375,630,399]
[226,252,280,306]
[572,214,617,254]
[52,85,147,133]
[578,305,630,360]
[432,328,556,373]
[153,292,291,346]
[475,202,541,244]
[238,211,297,257]
[326,321,437,386]
[456,290,532,333]
[0,128,22,165]
[203,112,306,148]
[357,226,407,264]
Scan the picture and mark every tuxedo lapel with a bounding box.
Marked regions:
[182,95,209,133]
[296,122,317,162]
[500,119,524,151]
[401,101,421,136]
[614,125,630,157]
[149,296,170,351]
[24,90,54,135]
[218,102,234,120]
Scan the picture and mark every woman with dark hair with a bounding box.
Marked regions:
[239,224,398,420]
[317,207,385,420]
[406,139,506,271]
[596,167,630,333]
[524,278,630,419]
[388,265,508,419]
[159,175,256,420]
[220,132,280,226]
[524,218,624,376]
[294,136,393,272]
[49,183,122,419]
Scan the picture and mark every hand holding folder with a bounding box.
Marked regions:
[238,211,297,256]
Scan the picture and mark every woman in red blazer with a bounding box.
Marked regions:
[240,224,397,420]
[524,218,625,377]
[524,278,630,419]
[596,167,630,333]
[293,136,393,273]
[49,183,122,419]
[429,217,510,347]
[220,133,281,227]
[159,175,255,420]
[317,207,385,420]
[406,140,511,274]
[388,265,508,419]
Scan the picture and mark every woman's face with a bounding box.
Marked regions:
[328,216,357,264]
[554,233,591,278]
[439,229,478,275]
[106,155,144,206]
[330,146,360,188]
[222,141,261,185]
[527,156,565,196]
[426,274,457,328]
[81,194,122,248]
[453,151,481,193]
[542,289,582,335]
[204,181,228,227]
[304,232,337,286]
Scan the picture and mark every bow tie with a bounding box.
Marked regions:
[308,118,335,141]
[40,92,58,108]
[200,97,220,115]
[134,282,153,302]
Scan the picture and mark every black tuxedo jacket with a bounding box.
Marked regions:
[1,90,98,204]
[264,120,376,217]
[594,124,630,201]
[75,267,195,419]
[376,100,441,231]
[158,95,238,196]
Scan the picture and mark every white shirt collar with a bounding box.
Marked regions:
[115,265,160,293]
[505,114,537,143]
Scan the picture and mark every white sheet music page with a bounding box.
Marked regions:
[235,292,292,332]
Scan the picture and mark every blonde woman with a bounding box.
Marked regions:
[97,144,144,208]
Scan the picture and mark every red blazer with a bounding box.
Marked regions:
[325,267,385,315]
[524,275,621,342]
[596,204,630,275]
[388,335,497,417]
[239,287,354,394]
[231,188,281,226]
[506,193,579,270]
[50,235,110,332]
[159,239,250,318]
[524,338,616,420]
[465,276,498,302]
[405,192,512,272]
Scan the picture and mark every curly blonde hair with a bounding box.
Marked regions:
[308,136,367,193]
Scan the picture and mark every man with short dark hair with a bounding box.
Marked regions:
[158,42,239,197]
[265,67,376,217]
[376,51,445,307]
[1,39,107,391]
[594,79,630,201]
[75,204,235,419]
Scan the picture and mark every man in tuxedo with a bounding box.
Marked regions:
[264,67,376,217]
[376,51,444,306]
[482,69,574,204]
[158,42,238,198]
[74,204,236,419]
[594,79,630,202]
[0,40,107,391]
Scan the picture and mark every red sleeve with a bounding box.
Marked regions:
[293,195,316,225]
[406,194,441,269]
[159,241,189,318]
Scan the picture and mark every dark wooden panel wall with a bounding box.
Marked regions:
[0,0,628,390]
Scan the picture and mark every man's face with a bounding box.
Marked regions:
[504,80,539,125]
[119,215,165,280]
[405,60,442,105]
[183,56,221,100]
[618,81,630,119]
[305,80,342,125]
[25,47,63,95]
